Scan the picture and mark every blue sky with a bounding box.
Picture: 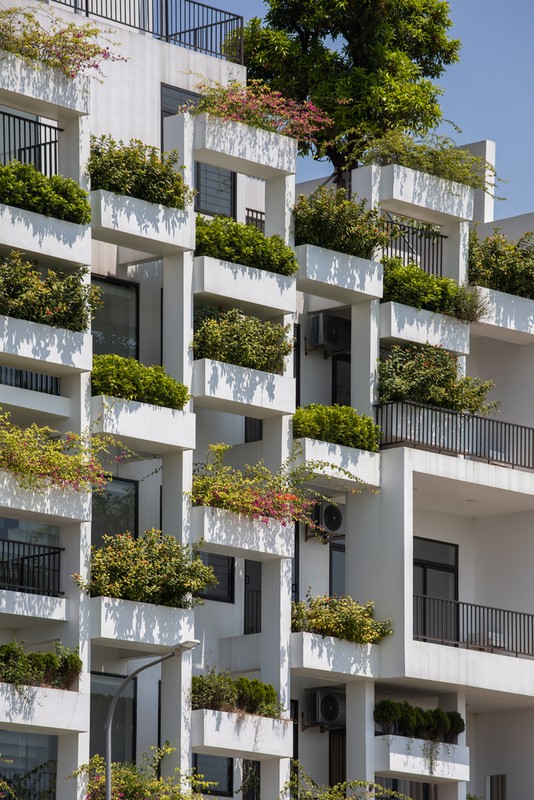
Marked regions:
[226,0,533,222]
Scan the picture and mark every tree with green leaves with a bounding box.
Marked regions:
[244,0,460,178]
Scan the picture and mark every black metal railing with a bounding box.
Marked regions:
[414,594,534,658]
[0,540,63,597]
[377,401,534,470]
[52,0,244,63]
[383,220,446,277]
[0,110,60,177]
[0,366,60,396]
[245,208,266,234]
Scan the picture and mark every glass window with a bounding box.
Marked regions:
[198,553,234,603]
[92,277,139,359]
[90,673,136,763]
[332,355,351,406]
[242,761,260,800]
[193,754,233,797]
[330,541,345,596]
[244,559,261,634]
[0,516,59,547]
[0,730,57,799]
[92,478,138,548]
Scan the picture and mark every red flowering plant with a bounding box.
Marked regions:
[183,79,332,148]
[191,442,362,533]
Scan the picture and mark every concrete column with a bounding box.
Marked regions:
[260,558,292,713]
[163,113,194,190]
[346,681,375,783]
[351,165,380,208]
[351,299,380,416]
[459,140,496,225]
[162,251,194,388]
[58,113,89,190]
[56,732,89,800]
[439,692,467,746]
[261,415,293,473]
[160,649,194,777]
[161,450,193,543]
[265,175,295,245]
[261,758,291,800]
[441,220,469,285]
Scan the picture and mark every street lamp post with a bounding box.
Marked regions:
[104,639,200,800]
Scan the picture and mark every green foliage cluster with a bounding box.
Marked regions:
[382,257,485,322]
[192,666,281,718]
[193,307,292,375]
[285,762,411,800]
[374,698,465,743]
[468,227,534,299]
[293,404,381,452]
[0,161,91,223]
[360,130,497,193]
[195,215,298,276]
[76,745,214,800]
[91,354,189,409]
[88,135,194,209]
[74,529,217,608]
[291,592,392,645]
[378,343,498,415]
[293,187,391,259]
[0,640,82,691]
[0,252,100,332]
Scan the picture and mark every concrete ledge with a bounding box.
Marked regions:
[380,301,470,354]
[296,244,382,303]
[191,709,293,760]
[90,597,194,653]
[191,506,293,560]
[290,632,378,681]
[0,470,91,523]
[293,437,380,489]
[0,589,67,623]
[0,682,88,734]
[0,313,91,375]
[374,734,470,783]
[473,286,534,344]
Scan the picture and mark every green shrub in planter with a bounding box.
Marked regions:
[374,699,465,743]
[192,667,280,718]
[0,161,91,223]
[235,676,281,717]
[293,186,391,259]
[291,592,393,645]
[373,699,401,735]
[88,134,195,209]
[0,252,100,332]
[468,227,534,300]
[0,639,82,691]
[446,710,466,743]
[91,354,189,409]
[195,215,298,276]
[382,257,485,323]
[426,707,451,742]
[293,404,381,452]
[193,307,292,375]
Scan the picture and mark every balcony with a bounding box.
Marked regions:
[0,109,60,177]
[377,401,534,470]
[52,0,244,63]
[414,594,534,658]
[0,539,63,597]
[383,219,447,277]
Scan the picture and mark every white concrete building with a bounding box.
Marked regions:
[0,2,531,799]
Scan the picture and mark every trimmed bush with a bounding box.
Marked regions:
[291,592,393,645]
[0,252,100,332]
[468,227,534,300]
[293,404,381,452]
[0,639,82,691]
[373,699,401,735]
[234,676,280,717]
[192,667,280,718]
[91,354,189,409]
[0,161,91,223]
[193,307,292,375]
[88,134,195,209]
[374,698,464,744]
[293,186,391,259]
[195,215,298,276]
[383,257,485,323]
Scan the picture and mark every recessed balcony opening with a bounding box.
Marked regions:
[0,516,63,597]
[0,106,60,177]
[382,213,447,277]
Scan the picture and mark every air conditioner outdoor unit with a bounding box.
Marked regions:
[305,689,347,727]
[313,502,346,538]
[309,313,351,352]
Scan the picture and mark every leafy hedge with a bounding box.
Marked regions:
[88,135,194,209]
[91,354,189,409]
[192,666,281,718]
[293,404,381,452]
[193,307,292,374]
[0,251,100,332]
[291,593,392,645]
[195,215,298,276]
[382,257,484,322]
[0,161,91,223]
[293,186,391,259]
[468,227,534,299]
[74,529,217,608]
[374,698,465,743]
[0,640,82,691]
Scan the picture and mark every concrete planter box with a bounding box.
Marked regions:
[191,709,293,759]
[294,437,380,489]
[0,203,91,267]
[194,256,296,317]
[473,286,534,343]
[0,313,91,375]
[290,632,378,681]
[0,50,89,116]
[0,383,69,421]
[90,596,194,654]
[91,396,195,453]
[90,190,194,254]
[193,113,297,178]
[0,589,67,623]
[352,164,474,222]
[296,244,382,303]
[374,734,470,783]
[191,506,293,560]
[0,681,88,733]
[192,359,295,418]
[380,301,470,354]
[0,471,90,523]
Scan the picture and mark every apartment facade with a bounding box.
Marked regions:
[0,1,532,799]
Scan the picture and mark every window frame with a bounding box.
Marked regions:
[91,274,140,361]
